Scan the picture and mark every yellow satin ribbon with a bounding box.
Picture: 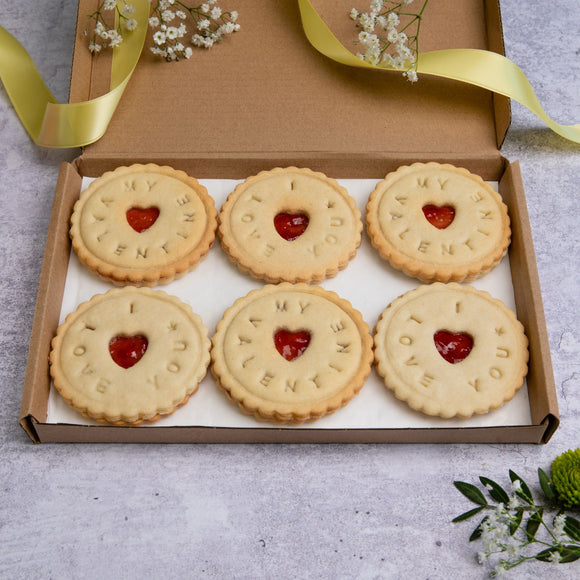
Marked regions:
[298,0,580,144]
[0,0,149,148]
[0,0,578,147]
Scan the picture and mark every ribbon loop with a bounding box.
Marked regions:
[0,0,149,148]
[298,0,580,144]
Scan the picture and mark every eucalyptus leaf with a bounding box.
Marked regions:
[509,469,533,504]
[526,508,543,541]
[454,481,488,506]
[452,506,485,523]
[538,467,556,502]
[564,515,580,542]
[479,476,510,504]
[535,546,558,562]
[559,545,580,564]
[509,508,523,536]
[469,516,488,542]
[535,544,580,563]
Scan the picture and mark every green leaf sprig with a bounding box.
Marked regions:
[453,450,580,577]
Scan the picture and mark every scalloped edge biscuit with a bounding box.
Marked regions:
[50,287,211,425]
[218,167,362,283]
[366,163,511,282]
[211,283,373,424]
[70,164,217,286]
[373,283,529,419]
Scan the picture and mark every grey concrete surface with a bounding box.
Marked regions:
[1,1,578,578]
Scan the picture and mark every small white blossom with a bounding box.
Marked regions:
[511,479,523,493]
[107,30,123,47]
[197,19,210,31]
[388,12,399,26]
[548,551,562,565]
[124,18,138,31]
[200,3,210,13]
[103,0,117,10]
[122,3,135,16]
[219,22,235,35]
[161,10,175,22]
[176,10,187,19]
[149,16,160,27]
[370,0,383,12]
[153,31,166,45]
[210,6,222,19]
[88,41,102,53]
[505,537,521,559]
[166,26,179,40]
[553,514,566,538]
[387,28,398,43]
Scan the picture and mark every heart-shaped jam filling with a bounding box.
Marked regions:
[126,207,160,233]
[274,212,309,241]
[274,329,311,361]
[422,204,455,230]
[434,330,473,364]
[109,335,148,369]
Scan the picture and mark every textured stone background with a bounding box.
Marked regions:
[1,1,578,578]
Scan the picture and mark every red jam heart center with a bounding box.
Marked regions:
[274,212,309,241]
[109,335,148,369]
[434,330,473,364]
[274,329,311,361]
[126,207,160,233]
[422,204,455,229]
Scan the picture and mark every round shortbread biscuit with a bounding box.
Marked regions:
[50,287,210,425]
[373,283,529,419]
[366,163,511,282]
[218,167,362,283]
[211,283,373,423]
[70,164,217,286]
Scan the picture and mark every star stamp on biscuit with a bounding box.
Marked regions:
[366,163,511,282]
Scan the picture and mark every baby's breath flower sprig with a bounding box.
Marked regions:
[453,450,580,577]
[149,0,240,61]
[350,0,428,82]
[85,1,138,54]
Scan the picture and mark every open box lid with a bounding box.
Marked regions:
[70,0,510,178]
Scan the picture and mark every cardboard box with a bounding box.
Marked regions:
[20,0,558,443]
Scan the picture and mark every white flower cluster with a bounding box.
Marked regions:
[86,0,240,62]
[87,1,137,53]
[476,480,570,577]
[350,0,427,82]
[149,0,240,61]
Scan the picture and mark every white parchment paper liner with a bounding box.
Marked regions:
[47,177,531,429]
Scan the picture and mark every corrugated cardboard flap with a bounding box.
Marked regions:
[20,162,82,442]
[499,161,559,443]
[72,0,510,178]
